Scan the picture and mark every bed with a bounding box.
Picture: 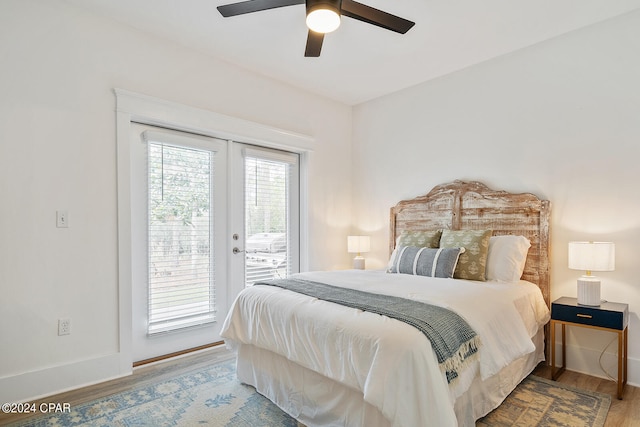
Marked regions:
[221,180,551,426]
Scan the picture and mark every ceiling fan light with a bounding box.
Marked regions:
[306,8,340,33]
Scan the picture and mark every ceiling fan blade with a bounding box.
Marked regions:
[218,0,304,17]
[305,30,324,57]
[340,0,415,34]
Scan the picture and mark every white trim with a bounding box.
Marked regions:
[116,110,134,375]
[114,88,314,151]
[0,353,127,403]
[242,146,299,164]
[142,130,225,151]
[227,140,241,309]
[298,151,310,272]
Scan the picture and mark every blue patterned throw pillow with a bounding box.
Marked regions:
[389,246,465,278]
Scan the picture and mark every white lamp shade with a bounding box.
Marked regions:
[568,241,615,272]
[347,235,370,254]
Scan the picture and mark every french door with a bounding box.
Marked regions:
[229,143,300,296]
[130,123,299,362]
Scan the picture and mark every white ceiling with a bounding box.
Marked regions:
[64,0,640,105]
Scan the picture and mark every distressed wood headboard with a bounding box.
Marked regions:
[390,180,551,307]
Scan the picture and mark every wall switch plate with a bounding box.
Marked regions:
[58,318,71,335]
[56,210,68,228]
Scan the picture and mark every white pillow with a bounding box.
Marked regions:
[485,235,531,282]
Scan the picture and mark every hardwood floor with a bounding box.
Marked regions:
[1,347,638,426]
[532,364,640,427]
[0,345,235,426]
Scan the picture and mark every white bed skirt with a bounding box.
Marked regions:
[235,329,545,427]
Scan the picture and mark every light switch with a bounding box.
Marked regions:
[56,210,68,228]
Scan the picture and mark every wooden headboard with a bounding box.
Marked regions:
[390,180,551,307]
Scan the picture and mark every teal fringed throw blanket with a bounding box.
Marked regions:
[255,278,480,383]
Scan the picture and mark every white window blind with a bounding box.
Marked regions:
[147,142,215,334]
[244,151,298,286]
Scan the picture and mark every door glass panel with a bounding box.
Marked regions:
[147,142,215,334]
[244,156,293,286]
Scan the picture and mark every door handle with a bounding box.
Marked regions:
[233,247,244,254]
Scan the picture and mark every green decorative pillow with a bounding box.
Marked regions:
[440,229,492,281]
[396,230,442,248]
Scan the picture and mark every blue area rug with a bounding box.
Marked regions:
[9,358,303,426]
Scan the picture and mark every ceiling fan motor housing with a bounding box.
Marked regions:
[306,0,342,17]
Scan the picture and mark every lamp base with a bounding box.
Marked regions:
[577,276,601,306]
[353,256,365,270]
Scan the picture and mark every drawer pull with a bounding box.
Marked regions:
[576,314,592,319]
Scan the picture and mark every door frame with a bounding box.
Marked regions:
[115,88,312,370]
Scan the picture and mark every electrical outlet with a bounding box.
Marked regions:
[58,318,71,336]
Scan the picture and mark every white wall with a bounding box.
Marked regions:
[353,10,640,385]
[0,0,352,401]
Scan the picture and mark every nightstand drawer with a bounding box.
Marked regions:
[552,297,628,330]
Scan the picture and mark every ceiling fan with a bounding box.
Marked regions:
[217,0,415,57]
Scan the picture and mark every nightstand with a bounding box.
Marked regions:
[550,296,629,399]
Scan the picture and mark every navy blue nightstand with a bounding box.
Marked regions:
[550,296,629,399]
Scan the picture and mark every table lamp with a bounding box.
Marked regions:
[568,241,615,306]
[348,235,370,270]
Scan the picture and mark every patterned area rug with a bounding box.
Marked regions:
[478,375,611,427]
[10,360,609,427]
[9,359,303,427]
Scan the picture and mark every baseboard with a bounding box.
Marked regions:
[0,352,131,403]
[556,342,639,387]
[133,341,224,367]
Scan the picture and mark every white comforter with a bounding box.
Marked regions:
[221,270,550,427]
